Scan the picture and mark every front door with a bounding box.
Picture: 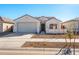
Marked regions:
[40,23,45,33]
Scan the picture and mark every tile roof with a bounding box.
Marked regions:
[14,14,62,23]
[0,16,14,23]
[62,17,79,24]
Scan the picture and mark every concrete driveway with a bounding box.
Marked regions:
[1,33,34,38]
[0,32,12,37]
[0,33,35,49]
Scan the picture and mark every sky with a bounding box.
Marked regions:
[0,4,79,21]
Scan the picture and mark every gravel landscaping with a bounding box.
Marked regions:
[31,34,79,39]
[22,42,79,48]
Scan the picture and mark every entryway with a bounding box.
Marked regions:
[40,23,46,34]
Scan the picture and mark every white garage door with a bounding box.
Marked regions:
[17,22,37,33]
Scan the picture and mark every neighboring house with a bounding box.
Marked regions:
[13,14,40,34]
[13,14,66,34]
[0,16,14,32]
[62,17,79,34]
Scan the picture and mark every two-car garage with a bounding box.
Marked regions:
[17,22,38,33]
[13,15,40,34]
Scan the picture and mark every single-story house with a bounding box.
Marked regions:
[62,17,79,34]
[0,16,14,32]
[13,14,67,34]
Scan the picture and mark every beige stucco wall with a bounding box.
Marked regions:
[46,19,67,34]
[2,23,14,32]
[13,22,17,32]
[0,23,3,32]
[38,16,48,23]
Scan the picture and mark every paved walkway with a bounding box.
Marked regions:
[0,48,79,55]
[2,33,34,38]
[0,48,61,55]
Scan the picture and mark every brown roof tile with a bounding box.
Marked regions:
[0,16,14,23]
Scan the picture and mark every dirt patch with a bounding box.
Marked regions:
[31,34,79,39]
[22,42,79,48]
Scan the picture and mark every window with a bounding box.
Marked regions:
[50,24,53,29]
[61,25,65,29]
[6,26,8,30]
[49,24,57,29]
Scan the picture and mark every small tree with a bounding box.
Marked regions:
[66,30,74,46]
[65,29,75,55]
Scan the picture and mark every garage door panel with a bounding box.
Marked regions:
[17,22,37,33]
